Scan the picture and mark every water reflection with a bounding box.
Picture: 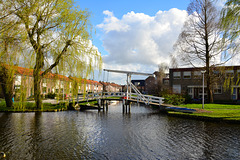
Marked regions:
[0,103,240,159]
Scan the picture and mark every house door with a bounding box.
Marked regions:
[237,88,240,100]
[194,88,199,99]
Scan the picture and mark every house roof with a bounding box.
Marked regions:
[4,65,120,86]
[99,81,121,87]
[170,65,240,72]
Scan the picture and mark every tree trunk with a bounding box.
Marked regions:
[33,70,42,109]
[33,51,44,109]
[2,84,13,108]
[0,66,14,108]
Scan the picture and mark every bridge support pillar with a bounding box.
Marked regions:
[122,99,131,114]
[105,100,108,111]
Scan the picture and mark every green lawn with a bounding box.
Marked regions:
[0,101,68,112]
[179,103,240,109]
[168,103,240,121]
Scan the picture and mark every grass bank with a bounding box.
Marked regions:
[166,103,240,123]
[0,101,68,112]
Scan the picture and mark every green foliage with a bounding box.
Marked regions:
[183,93,192,104]
[221,0,240,41]
[45,92,56,99]
[0,101,67,111]
[0,0,102,109]
[163,94,185,105]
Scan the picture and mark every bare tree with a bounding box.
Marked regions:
[174,0,235,103]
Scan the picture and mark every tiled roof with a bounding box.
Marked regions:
[6,65,119,86]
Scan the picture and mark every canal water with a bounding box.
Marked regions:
[0,102,240,160]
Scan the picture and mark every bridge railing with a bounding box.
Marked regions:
[73,92,126,102]
[129,93,164,105]
[70,92,164,106]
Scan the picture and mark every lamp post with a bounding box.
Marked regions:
[201,70,206,109]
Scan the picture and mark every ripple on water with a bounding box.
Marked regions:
[0,104,240,159]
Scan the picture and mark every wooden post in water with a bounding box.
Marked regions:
[97,99,101,110]
[77,94,79,104]
[106,100,108,111]
[122,99,125,113]
[128,102,131,113]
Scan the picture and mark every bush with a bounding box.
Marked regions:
[45,92,56,99]
[163,94,185,105]
[183,94,192,104]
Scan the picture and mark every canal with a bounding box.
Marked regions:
[0,102,240,159]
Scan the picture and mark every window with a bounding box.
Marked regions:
[15,75,21,85]
[43,87,47,94]
[163,79,169,85]
[213,85,222,94]
[213,70,220,77]
[173,72,181,79]
[135,82,140,86]
[232,88,237,100]
[237,70,240,78]
[183,71,191,79]
[173,85,181,94]
[193,71,201,79]
[225,70,234,77]
[188,88,193,94]
[42,78,47,87]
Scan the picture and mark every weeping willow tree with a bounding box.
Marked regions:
[0,1,24,108]
[221,0,240,45]
[3,0,102,109]
[220,0,240,93]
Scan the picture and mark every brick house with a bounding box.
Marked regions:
[99,81,122,92]
[145,71,169,95]
[131,80,145,93]
[169,66,240,102]
[0,66,104,99]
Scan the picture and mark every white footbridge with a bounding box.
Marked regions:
[72,69,164,107]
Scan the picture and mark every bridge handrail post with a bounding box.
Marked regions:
[77,94,79,104]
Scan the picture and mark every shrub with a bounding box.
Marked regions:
[45,92,56,99]
[183,93,192,104]
[163,94,185,105]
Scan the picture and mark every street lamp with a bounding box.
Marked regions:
[201,70,206,109]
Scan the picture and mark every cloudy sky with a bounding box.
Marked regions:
[76,0,226,84]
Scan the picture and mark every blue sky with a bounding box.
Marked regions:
[76,0,190,56]
[74,0,225,84]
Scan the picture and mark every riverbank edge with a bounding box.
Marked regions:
[166,112,240,124]
[160,104,240,124]
[0,108,68,112]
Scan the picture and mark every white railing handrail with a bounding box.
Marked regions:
[70,91,164,105]
[129,82,148,103]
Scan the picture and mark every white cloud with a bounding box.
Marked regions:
[97,8,188,84]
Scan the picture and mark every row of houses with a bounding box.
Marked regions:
[0,66,122,99]
[2,65,239,102]
[169,66,240,102]
[132,65,240,102]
